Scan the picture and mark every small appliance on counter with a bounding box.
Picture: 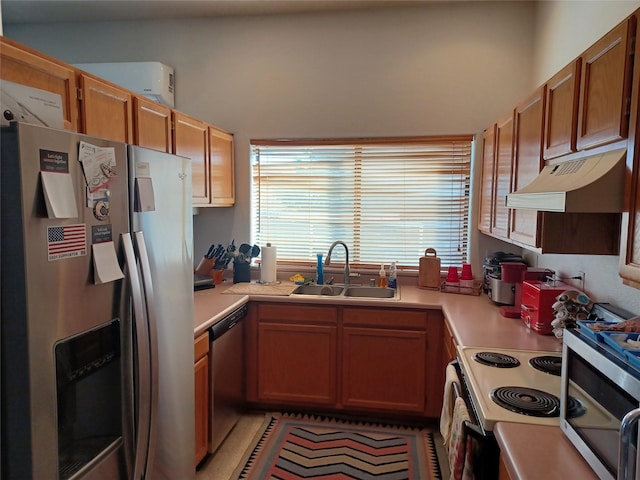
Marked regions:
[521,280,569,334]
[482,251,525,294]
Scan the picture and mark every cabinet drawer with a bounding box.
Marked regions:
[342,308,427,329]
[258,303,337,324]
[194,331,209,362]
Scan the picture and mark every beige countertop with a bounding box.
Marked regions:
[193,277,584,478]
[194,279,563,352]
[494,423,598,480]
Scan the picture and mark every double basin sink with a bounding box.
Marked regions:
[291,284,398,300]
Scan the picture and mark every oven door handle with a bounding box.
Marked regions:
[449,360,490,439]
[618,407,640,480]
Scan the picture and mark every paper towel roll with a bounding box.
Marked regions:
[260,244,277,283]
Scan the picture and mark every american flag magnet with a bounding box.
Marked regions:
[47,224,87,261]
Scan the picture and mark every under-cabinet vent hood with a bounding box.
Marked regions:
[506,148,627,213]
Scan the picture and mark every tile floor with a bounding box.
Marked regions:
[196,411,450,480]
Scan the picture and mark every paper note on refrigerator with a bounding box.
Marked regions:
[78,141,117,193]
[41,171,79,219]
[92,241,124,284]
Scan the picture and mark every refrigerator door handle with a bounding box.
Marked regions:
[132,230,160,472]
[122,233,153,480]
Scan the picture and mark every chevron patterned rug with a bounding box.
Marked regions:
[232,413,443,480]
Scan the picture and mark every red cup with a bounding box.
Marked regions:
[460,263,473,280]
[446,266,459,283]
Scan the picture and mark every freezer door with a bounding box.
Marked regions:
[1,122,131,479]
[128,145,195,479]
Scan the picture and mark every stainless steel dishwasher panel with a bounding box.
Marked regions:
[208,304,247,454]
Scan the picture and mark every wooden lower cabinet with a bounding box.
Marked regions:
[246,302,444,419]
[248,303,338,407]
[443,320,457,364]
[342,326,426,413]
[498,455,512,480]
[194,332,210,467]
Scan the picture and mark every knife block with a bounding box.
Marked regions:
[195,256,215,276]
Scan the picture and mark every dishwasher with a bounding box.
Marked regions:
[208,304,247,454]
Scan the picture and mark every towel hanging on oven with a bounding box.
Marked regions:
[448,397,477,480]
[440,363,459,446]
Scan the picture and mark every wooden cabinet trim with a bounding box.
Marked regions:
[342,307,427,329]
[258,302,337,323]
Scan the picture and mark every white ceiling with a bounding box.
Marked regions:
[1,0,436,24]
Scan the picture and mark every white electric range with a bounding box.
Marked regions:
[456,346,565,432]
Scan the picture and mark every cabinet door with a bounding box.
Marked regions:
[194,355,209,466]
[342,327,426,414]
[510,88,544,247]
[208,127,235,206]
[577,18,635,151]
[544,60,581,160]
[173,112,209,205]
[257,322,337,406]
[619,14,640,288]
[478,125,496,234]
[133,96,173,153]
[194,332,209,466]
[0,37,79,131]
[491,112,514,239]
[79,74,133,142]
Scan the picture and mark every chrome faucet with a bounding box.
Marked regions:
[325,241,350,285]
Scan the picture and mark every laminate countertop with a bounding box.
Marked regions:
[193,277,589,479]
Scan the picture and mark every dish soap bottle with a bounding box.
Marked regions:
[388,261,397,289]
[377,264,388,288]
[316,253,324,285]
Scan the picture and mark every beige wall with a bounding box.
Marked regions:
[4,1,640,312]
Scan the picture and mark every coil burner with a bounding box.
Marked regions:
[491,386,560,417]
[529,355,562,376]
[490,386,586,418]
[472,351,520,368]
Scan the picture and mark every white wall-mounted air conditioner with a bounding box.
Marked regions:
[74,61,175,108]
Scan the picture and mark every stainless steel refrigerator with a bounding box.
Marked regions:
[1,122,195,480]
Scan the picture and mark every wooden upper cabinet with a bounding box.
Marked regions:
[208,127,235,206]
[619,12,640,288]
[492,112,514,240]
[478,125,496,234]
[544,60,581,160]
[577,17,635,151]
[510,87,545,248]
[79,74,133,142]
[0,37,79,131]
[133,96,172,153]
[173,111,209,205]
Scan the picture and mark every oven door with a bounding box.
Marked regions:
[444,360,499,480]
[561,331,640,480]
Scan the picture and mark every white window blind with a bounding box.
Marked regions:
[251,137,472,269]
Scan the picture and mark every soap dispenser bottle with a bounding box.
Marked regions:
[388,261,397,289]
[316,253,324,285]
[377,264,388,288]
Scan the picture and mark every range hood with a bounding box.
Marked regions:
[506,148,627,213]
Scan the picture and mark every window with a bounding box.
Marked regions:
[251,137,472,269]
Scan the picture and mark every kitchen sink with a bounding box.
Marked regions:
[343,286,396,298]
[291,284,398,300]
[292,285,344,296]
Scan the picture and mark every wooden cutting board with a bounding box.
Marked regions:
[418,248,441,289]
[223,282,297,296]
